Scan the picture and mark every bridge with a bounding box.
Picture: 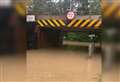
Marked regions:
[0,0,120,82]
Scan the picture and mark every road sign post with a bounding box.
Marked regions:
[88,34,95,57]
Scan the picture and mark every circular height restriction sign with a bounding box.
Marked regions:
[67,11,75,20]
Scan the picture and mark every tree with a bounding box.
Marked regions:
[27,0,101,15]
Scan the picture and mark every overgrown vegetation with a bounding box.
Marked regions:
[64,31,101,42]
[27,0,101,15]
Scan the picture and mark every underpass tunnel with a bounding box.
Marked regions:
[0,0,120,81]
[35,28,63,49]
[28,24,102,55]
[25,26,102,82]
[0,0,112,82]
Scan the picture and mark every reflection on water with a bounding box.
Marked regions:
[63,45,101,54]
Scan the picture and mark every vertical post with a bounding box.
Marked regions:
[70,0,72,10]
[89,42,94,57]
[88,34,95,57]
[103,28,116,70]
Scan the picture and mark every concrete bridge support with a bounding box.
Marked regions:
[0,8,26,55]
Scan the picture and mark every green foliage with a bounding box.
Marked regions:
[64,32,101,42]
[28,0,101,15]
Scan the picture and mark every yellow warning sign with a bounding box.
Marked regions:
[37,19,66,28]
[37,18,101,29]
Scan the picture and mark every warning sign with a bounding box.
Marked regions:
[67,11,75,20]
[26,15,35,22]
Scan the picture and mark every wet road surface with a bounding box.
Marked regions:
[0,48,119,82]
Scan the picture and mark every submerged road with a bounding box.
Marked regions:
[26,49,101,82]
[0,46,119,82]
[0,48,101,82]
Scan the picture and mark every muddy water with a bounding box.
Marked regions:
[26,49,101,82]
[0,54,26,82]
[0,48,119,82]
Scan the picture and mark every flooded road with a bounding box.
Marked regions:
[26,49,101,82]
[0,47,119,82]
[0,55,26,82]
